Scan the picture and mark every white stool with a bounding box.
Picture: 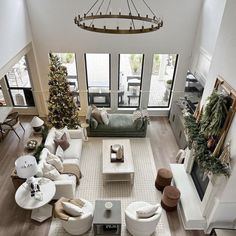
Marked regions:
[125,201,162,236]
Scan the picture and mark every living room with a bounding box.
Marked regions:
[0,0,236,236]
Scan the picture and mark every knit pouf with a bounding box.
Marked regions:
[155,168,173,191]
[161,186,181,212]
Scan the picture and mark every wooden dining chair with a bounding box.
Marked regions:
[1,112,25,140]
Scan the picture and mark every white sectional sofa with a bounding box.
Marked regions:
[37,127,84,200]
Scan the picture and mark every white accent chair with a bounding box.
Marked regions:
[61,199,94,235]
[125,201,162,236]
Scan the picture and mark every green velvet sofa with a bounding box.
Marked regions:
[86,111,148,137]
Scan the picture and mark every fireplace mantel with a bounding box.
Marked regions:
[170,148,228,233]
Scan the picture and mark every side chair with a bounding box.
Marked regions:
[1,112,25,140]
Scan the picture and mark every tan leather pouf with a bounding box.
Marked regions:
[155,168,173,191]
[161,186,181,212]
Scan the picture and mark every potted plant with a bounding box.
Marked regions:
[166,80,173,90]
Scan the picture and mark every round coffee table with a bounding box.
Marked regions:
[15,177,56,222]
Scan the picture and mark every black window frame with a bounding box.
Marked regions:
[84,53,111,108]
[5,56,35,107]
[147,54,179,108]
[118,53,144,108]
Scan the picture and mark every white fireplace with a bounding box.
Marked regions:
[170,148,233,233]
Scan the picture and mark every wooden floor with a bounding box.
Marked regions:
[0,116,207,236]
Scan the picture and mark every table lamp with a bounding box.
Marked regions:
[15,155,38,187]
[31,116,44,132]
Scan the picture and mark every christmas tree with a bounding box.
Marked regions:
[48,53,80,129]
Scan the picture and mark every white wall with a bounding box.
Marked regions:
[0,0,32,75]
[26,0,203,116]
[200,0,236,225]
[190,0,226,83]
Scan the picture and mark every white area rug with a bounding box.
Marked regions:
[48,138,171,236]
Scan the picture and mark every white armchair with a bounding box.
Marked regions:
[55,198,94,235]
[125,201,162,236]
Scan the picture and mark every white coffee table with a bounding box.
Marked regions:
[15,177,56,222]
[102,139,134,184]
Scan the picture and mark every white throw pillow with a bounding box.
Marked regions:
[55,127,71,141]
[62,202,83,217]
[42,162,61,181]
[55,145,64,161]
[46,151,63,172]
[100,109,109,125]
[136,204,160,218]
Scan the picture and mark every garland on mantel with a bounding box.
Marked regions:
[184,114,230,176]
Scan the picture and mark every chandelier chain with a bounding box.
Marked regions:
[105,0,111,14]
[89,0,105,27]
[127,0,135,29]
[130,0,139,15]
[85,0,100,16]
[142,0,157,18]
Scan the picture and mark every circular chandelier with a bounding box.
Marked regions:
[74,0,163,34]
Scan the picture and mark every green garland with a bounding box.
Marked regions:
[184,114,230,176]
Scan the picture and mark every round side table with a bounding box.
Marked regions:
[15,177,56,222]
[81,123,89,141]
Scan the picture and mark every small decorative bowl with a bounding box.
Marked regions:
[105,201,113,210]
[26,140,38,150]
[112,144,121,152]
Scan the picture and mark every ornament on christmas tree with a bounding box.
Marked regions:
[48,53,80,129]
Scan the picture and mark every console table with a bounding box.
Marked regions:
[169,102,187,149]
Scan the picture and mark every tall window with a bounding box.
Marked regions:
[6,56,35,107]
[52,53,80,107]
[85,53,110,107]
[0,83,6,106]
[148,54,178,107]
[118,54,144,107]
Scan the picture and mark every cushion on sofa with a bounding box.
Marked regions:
[55,145,64,161]
[44,127,57,154]
[55,127,71,141]
[54,133,70,151]
[101,109,109,125]
[108,114,134,129]
[63,139,82,160]
[133,110,144,129]
[90,117,98,129]
[42,162,61,181]
[46,151,63,172]
[91,109,103,124]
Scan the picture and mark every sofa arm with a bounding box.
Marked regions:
[53,179,76,200]
[68,128,84,139]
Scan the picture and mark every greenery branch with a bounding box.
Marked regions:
[184,114,230,176]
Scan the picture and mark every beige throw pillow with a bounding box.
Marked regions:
[55,145,64,161]
[91,108,104,124]
[42,162,61,181]
[100,109,109,125]
[62,202,83,217]
[136,204,160,218]
[46,151,63,172]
